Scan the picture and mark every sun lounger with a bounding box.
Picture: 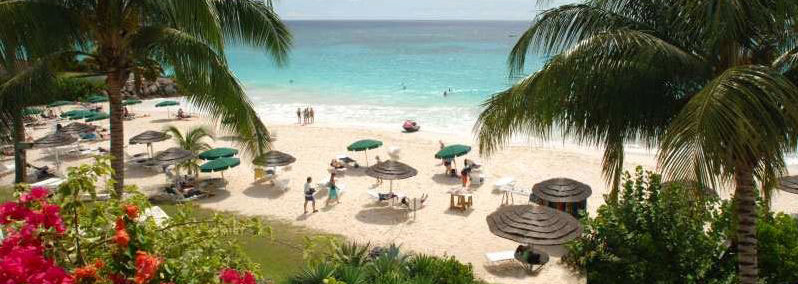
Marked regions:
[273,178,290,190]
[485,251,516,263]
[336,154,359,168]
[31,177,65,189]
[142,206,169,227]
[367,190,404,203]
[0,163,14,176]
[494,177,516,190]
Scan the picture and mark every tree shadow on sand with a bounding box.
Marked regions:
[195,189,231,204]
[150,118,180,123]
[483,261,546,278]
[242,184,287,199]
[431,173,461,185]
[355,207,410,225]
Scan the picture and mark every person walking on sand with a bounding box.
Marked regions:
[296,108,302,125]
[327,172,341,205]
[309,107,315,124]
[303,107,309,125]
[304,177,318,213]
[374,156,383,185]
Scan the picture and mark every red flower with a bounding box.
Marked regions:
[113,218,130,248]
[219,268,256,284]
[0,202,31,224]
[134,251,162,284]
[20,187,49,203]
[124,204,139,220]
[73,259,104,281]
[109,273,132,284]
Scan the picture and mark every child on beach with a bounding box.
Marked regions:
[374,155,383,185]
[327,172,341,205]
[304,177,317,213]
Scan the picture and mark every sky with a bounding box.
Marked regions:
[274,0,576,21]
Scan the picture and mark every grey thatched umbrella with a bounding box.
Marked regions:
[152,147,194,166]
[365,160,417,193]
[129,131,172,158]
[57,122,96,135]
[34,132,78,170]
[486,205,581,246]
[252,151,296,167]
[779,175,798,195]
[532,178,592,203]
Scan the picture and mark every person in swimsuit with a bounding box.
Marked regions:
[327,172,340,205]
[304,177,317,213]
[296,108,302,124]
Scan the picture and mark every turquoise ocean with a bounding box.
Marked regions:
[226,20,541,135]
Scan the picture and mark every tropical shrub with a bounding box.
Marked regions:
[290,242,483,284]
[55,77,106,102]
[564,167,798,283]
[0,157,267,283]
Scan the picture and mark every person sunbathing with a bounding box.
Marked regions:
[177,108,192,119]
[330,159,345,169]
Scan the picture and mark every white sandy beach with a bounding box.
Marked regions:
[6,99,798,284]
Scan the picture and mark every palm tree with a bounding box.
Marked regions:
[475,1,798,282]
[5,0,291,194]
[0,0,80,182]
[163,125,213,181]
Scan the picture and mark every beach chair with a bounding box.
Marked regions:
[142,206,170,227]
[30,177,65,189]
[0,163,14,176]
[485,251,516,263]
[367,190,404,204]
[254,168,273,182]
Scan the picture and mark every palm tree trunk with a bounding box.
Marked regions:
[13,110,26,183]
[106,71,127,195]
[734,165,758,284]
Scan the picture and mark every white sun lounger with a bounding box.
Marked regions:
[142,206,169,227]
[31,177,65,188]
[485,251,516,263]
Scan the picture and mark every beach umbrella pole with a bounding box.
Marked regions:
[365,150,369,167]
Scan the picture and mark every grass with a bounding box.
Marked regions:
[0,186,338,282]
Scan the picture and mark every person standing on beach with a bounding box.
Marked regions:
[327,172,341,205]
[309,107,315,124]
[304,177,317,213]
[296,108,302,125]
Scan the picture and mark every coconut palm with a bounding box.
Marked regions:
[0,0,81,182]
[163,125,213,180]
[475,0,798,282]
[4,0,291,194]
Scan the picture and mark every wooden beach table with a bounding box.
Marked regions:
[448,188,473,211]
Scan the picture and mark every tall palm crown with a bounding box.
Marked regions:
[6,0,291,193]
[163,125,213,179]
[475,0,798,283]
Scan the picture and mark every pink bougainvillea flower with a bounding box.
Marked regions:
[219,268,240,284]
[19,187,49,203]
[0,202,31,224]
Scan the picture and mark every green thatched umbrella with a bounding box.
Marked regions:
[122,99,142,106]
[200,157,240,179]
[85,112,110,122]
[48,100,73,107]
[23,108,43,116]
[86,95,109,103]
[347,139,383,166]
[68,110,98,120]
[198,147,238,160]
[155,100,180,118]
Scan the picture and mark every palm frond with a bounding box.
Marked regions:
[134,26,270,156]
[509,3,649,76]
[658,65,798,190]
[212,0,292,65]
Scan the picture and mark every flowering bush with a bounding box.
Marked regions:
[0,157,265,283]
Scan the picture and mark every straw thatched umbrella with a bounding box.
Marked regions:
[129,131,172,158]
[779,175,798,195]
[365,160,417,193]
[252,151,296,167]
[34,132,78,170]
[57,122,96,135]
[531,178,592,216]
[486,204,581,245]
[152,147,194,166]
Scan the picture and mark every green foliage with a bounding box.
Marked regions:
[54,77,106,102]
[563,167,798,283]
[756,212,798,283]
[17,157,268,283]
[290,242,483,284]
[163,125,214,178]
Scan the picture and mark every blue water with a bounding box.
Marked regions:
[227,20,541,133]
